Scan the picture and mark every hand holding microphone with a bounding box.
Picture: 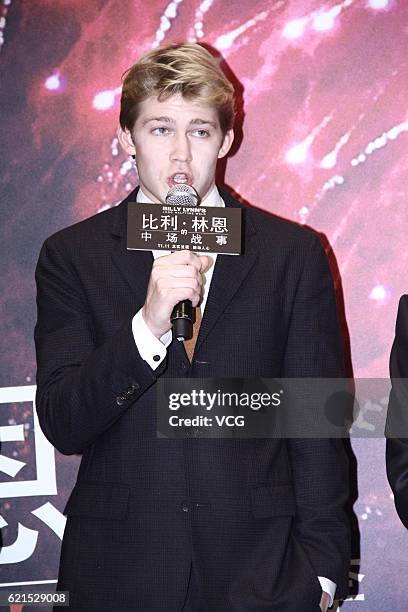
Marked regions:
[141,249,212,339]
[141,184,212,341]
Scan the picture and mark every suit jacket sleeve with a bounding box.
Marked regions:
[283,234,350,599]
[34,235,160,455]
[386,294,408,529]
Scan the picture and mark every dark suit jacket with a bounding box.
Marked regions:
[35,187,350,611]
[386,294,408,529]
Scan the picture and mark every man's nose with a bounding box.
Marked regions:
[170,134,192,163]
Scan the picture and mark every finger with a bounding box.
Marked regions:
[154,250,204,272]
[166,286,201,307]
[152,264,203,281]
[156,276,201,295]
[197,255,214,273]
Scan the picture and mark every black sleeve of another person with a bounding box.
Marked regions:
[386,294,408,529]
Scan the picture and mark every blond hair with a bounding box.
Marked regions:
[119,43,235,134]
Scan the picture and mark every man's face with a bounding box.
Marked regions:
[118,94,234,203]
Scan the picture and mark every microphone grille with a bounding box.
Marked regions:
[165,184,199,207]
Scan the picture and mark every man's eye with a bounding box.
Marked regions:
[152,127,169,135]
[192,129,210,138]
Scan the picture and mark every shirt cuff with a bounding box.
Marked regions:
[132,309,172,370]
[317,577,336,607]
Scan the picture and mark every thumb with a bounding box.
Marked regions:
[200,255,214,273]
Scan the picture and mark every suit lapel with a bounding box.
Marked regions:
[110,189,154,310]
[195,192,258,353]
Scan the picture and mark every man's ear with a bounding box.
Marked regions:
[117,126,136,157]
[218,129,234,159]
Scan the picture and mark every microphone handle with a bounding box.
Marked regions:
[171,300,193,341]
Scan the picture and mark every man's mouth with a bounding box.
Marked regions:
[167,172,193,187]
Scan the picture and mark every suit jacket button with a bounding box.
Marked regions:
[181,502,189,512]
[116,395,125,406]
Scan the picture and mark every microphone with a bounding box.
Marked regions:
[166,184,199,341]
[165,183,199,207]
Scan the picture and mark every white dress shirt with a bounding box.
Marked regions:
[130,185,336,607]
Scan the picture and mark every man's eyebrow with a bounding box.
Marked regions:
[142,116,174,125]
[189,118,218,128]
[141,116,218,128]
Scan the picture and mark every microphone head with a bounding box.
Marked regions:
[165,184,199,207]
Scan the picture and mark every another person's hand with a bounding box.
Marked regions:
[142,250,213,338]
[319,591,331,611]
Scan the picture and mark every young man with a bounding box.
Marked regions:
[35,43,350,611]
